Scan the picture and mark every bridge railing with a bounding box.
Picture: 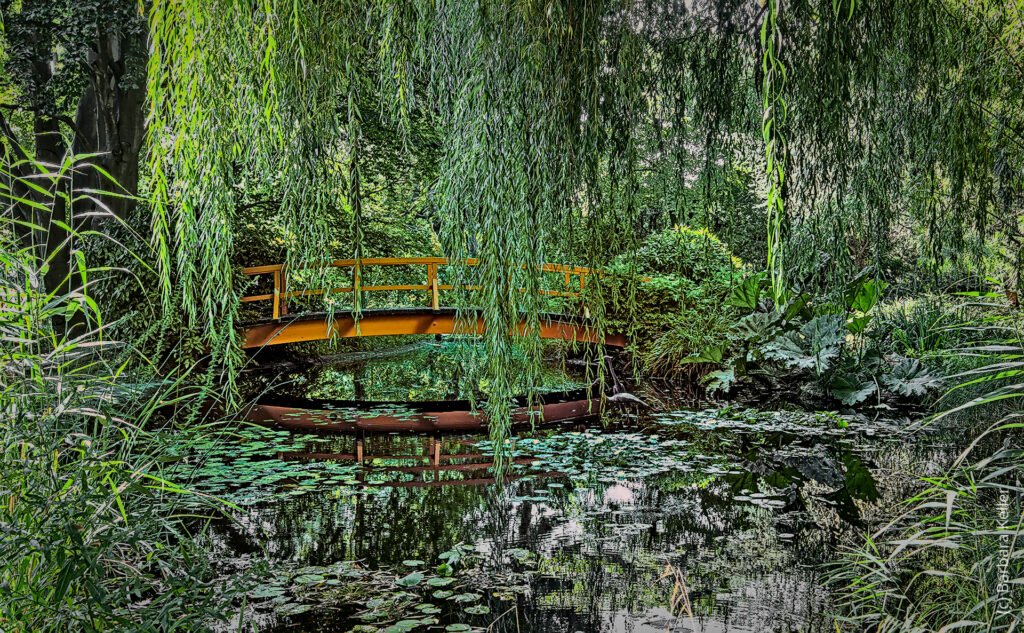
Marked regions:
[240,257,593,320]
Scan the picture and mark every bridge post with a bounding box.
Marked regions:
[353,262,362,313]
[272,269,281,319]
[428,263,440,310]
[279,265,288,316]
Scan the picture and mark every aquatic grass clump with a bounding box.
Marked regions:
[831,296,1024,632]
[0,157,247,631]
[829,448,1023,632]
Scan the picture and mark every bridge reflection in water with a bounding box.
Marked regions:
[246,388,599,486]
[275,436,565,488]
[238,257,627,348]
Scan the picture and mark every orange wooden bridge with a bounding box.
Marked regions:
[239,257,627,349]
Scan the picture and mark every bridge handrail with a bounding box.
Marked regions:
[240,257,593,319]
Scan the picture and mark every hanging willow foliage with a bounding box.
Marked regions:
[146,0,1024,438]
[761,0,787,303]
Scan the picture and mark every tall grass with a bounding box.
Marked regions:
[0,155,244,631]
[830,294,1024,632]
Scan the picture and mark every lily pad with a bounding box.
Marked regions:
[396,572,424,587]
[452,592,480,603]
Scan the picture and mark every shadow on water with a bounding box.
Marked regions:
[183,343,952,633]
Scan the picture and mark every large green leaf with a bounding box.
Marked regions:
[396,572,424,587]
[701,367,735,394]
[726,273,764,310]
[761,314,846,373]
[829,373,877,405]
[781,293,811,321]
[843,269,887,313]
[850,279,886,313]
[841,453,879,502]
[845,314,872,334]
[682,343,726,365]
[731,311,782,344]
[882,358,940,397]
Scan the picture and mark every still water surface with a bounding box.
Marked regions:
[190,342,943,633]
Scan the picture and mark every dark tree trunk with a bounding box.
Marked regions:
[2,5,146,305]
[73,29,146,223]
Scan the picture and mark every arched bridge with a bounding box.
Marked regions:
[239,257,627,349]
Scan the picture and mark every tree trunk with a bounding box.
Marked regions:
[3,25,146,303]
[73,29,146,223]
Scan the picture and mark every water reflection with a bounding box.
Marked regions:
[189,408,938,633]
[200,345,938,632]
[247,339,586,403]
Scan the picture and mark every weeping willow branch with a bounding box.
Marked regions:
[144,0,1024,436]
[761,0,786,304]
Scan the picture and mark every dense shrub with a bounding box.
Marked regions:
[621,225,742,282]
[601,226,743,377]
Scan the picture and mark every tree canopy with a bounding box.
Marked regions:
[4,0,1022,439]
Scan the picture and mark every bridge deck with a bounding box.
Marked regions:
[240,307,626,348]
[239,258,626,348]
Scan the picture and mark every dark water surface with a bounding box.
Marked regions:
[189,344,946,633]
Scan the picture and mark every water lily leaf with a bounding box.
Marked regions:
[403,560,425,567]
[433,590,454,599]
[453,593,480,603]
[465,605,490,615]
[427,577,454,586]
[445,625,471,632]
[276,602,312,615]
[396,572,424,587]
[249,585,286,599]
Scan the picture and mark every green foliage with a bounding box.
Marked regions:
[725,273,765,310]
[761,314,846,375]
[0,161,247,631]
[133,0,1024,440]
[831,446,1023,632]
[692,270,944,405]
[830,292,1024,633]
[624,226,742,282]
[602,226,742,378]
[829,373,877,406]
[883,358,940,398]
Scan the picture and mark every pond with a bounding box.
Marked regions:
[179,342,950,633]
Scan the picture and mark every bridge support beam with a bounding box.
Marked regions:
[240,309,626,349]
